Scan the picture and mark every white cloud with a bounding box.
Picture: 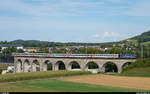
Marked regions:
[101,31,122,42]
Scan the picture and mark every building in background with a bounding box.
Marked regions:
[24,47,40,53]
[0,44,24,51]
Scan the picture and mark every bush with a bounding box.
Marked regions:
[6,70,14,74]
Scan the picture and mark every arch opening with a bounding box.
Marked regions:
[87,61,99,69]
[103,62,118,73]
[32,60,40,72]
[70,61,80,70]
[56,61,66,70]
[43,60,53,71]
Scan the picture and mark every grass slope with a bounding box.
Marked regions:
[0,79,148,92]
[141,41,150,46]
[112,58,150,77]
[119,67,150,77]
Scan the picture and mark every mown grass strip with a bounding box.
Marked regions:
[0,71,91,82]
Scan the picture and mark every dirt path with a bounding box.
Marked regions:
[58,74,150,90]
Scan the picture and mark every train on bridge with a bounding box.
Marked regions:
[12,53,136,59]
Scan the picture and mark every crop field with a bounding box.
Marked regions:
[58,74,150,91]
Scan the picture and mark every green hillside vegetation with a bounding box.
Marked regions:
[141,41,150,46]
[120,67,150,77]
[130,30,150,42]
[137,31,150,43]
[128,31,150,45]
[120,58,150,77]
[117,31,150,48]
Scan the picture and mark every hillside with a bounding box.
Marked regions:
[128,31,150,42]
[117,30,150,47]
[118,58,150,77]
[130,31,150,42]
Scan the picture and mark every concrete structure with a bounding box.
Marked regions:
[14,56,136,73]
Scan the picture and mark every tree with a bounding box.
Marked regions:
[0,46,1,52]
[39,47,49,53]
[17,49,24,53]
[0,69,2,74]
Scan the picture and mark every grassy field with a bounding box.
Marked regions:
[0,71,91,82]
[0,79,148,92]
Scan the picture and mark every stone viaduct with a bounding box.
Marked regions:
[14,56,136,73]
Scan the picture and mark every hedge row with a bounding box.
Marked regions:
[0,71,91,82]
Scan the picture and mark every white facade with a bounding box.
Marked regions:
[16,46,24,50]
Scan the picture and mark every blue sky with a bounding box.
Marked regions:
[0,0,150,43]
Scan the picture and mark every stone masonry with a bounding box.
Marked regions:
[14,56,136,73]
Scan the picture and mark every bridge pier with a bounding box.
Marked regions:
[42,63,47,71]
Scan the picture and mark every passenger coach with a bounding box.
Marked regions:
[12,53,136,59]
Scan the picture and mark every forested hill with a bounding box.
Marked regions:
[10,40,111,47]
[119,30,150,47]
[130,30,150,42]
